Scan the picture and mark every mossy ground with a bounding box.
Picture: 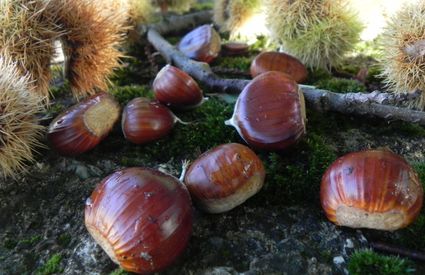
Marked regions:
[1,7,425,274]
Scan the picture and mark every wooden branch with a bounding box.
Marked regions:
[370,242,425,262]
[145,28,425,125]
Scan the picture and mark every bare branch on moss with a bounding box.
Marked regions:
[371,242,425,262]
[146,28,425,126]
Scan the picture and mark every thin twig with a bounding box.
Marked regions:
[370,241,425,262]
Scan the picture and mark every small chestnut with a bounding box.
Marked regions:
[122,97,184,144]
[250,51,308,83]
[177,24,221,63]
[47,92,120,156]
[222,42,249,56]
[153,65,204,109]
[321,150,424,231]
[85,167,193,274]
[184,143,265,213]
[225,71,307,151]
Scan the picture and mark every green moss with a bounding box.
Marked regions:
[110,268,131,275]
[306,68,332,84]
[122,97,240,163]
[36,254,63,275]
[20,235,42,246]
[315,77,366,93]
[348,250,415,275]
[191,2,214,11]
[56,233,71,247]
[46,103,65,117]
[212,56,252,71]
[262,133,337,204]
[111,56,149,86]
[109,85,154,104]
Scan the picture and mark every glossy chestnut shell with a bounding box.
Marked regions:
[177,24,221,63]
[85,167,193,274]
[321,150,424,231]
[47,92,120,156]
[250,51,308,83]
[184,143,265,213]
[122,97,177,144]
[222,42,249,56]
[225,71,306,151]
[153,65,204,109]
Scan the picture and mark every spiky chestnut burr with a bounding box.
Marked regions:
[52,0,128,98]
[0,0,62,99]
[213,0,262,39]
[153,0,195,14]
[0,57,45,178]
[264,0,362,70]
[380,1,425,110]
[0,0,128,100]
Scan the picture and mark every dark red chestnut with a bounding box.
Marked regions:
[222,42,249,56]
[177,24,221,63]
[153,65,204,109]
[85,167,193,274]
[47,92,120,156]
[184,143,265,213]
[225,71,307,151]
[321,150,424,231]
[122,97,183,144]
[250,51,308,83]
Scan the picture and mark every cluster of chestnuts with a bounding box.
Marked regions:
[46,25,424,274]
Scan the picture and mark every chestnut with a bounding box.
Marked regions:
[250,51,308,83]
[222,42,249,56]
[122,97,183,144]
[321,150,424,231]
[177,24,221,63]
[184,143,265,213]
[85,167,193,274]
[225,71,307,151]
[47,92,120,156]
[152,65,204,109]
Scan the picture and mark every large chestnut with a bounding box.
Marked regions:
[184,143,265,213]
[47,92,120,156]
[250,51,308,83]
[177,24,221,63]
[85,167,193,274]
[153,65,204,109]
[225,71,307,151]
[122,97,183,144]
[321,150,424,231]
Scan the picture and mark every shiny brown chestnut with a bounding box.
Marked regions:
[47,92,120,156]
[152,65,204,109]
[122,97,184,144]
[225,71,307,151]
[85,167,193,274]
[184,143,265,213]
[222,42,249,56]
[321,150,424,231]
[250,51,308,83]
[177,24,221,63]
